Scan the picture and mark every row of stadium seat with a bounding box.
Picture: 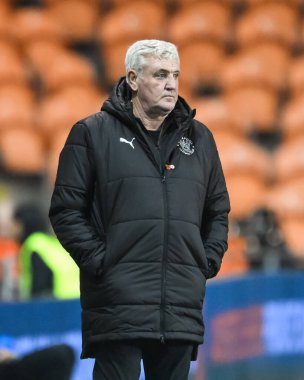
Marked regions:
[1,0,304,276]
[2,80,304,142]
[1,1,304,47]
[1,110,303,213]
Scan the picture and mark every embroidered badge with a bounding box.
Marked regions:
[177,137,195,155]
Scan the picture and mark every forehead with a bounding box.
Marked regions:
[142,56,180,73]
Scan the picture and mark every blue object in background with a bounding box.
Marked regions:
[203,271,304,380]
[1,271,304,380]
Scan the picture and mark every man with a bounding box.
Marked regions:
[49,40,230,380]
[14,203,79,299]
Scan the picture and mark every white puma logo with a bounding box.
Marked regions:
[120,137,136,149]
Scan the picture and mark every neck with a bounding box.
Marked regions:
[132,97,167,131]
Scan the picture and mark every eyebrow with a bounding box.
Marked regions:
[155,69,180,74]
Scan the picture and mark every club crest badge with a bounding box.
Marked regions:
[177,137,195,155]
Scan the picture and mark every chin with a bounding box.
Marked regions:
[160,100,176,112]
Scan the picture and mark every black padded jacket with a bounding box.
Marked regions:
[49,78,230,358]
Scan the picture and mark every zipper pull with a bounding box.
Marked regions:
[160,334,165,344]
[161,174,166,183]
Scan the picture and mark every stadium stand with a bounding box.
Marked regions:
[0,41,28,86]
[217,236,249,278]
[0,128,45,175]
[167,2,232,48]
[234,2,300,49]
[224,86,278,133]
[220,42,291,92]
[47,0,99,43]
[36,51,97,93]
[0,2,13,43]
[226,174,267,220]
[273,136,304,183]
[1,0,304,291]
[194,97,237,136]
[265,179,304,260]
[281,93,304,141]
[97,1,166,86]
[0,84,36,130]
[37,84,106,139]
[178,41,225,95]
[287,56,304,97]
[11,7,65,46]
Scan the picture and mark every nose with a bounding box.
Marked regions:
[165,74,178,91]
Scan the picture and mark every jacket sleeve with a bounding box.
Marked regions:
[201,132,230,278]
[49,122,106,277]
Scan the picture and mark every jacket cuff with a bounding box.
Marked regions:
[206,259,219,279]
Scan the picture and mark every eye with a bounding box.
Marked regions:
[155,72,167,79]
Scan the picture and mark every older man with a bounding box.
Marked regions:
[49,40,230,380]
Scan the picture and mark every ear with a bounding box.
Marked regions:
[127,70,138,91]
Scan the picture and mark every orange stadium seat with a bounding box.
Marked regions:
[245,0,301,8]
[220,43,290,92]
[0,128,45,174]
[273,136,304,183]
[217,237,248,278]
[24,40,67,77]
[102,41,129,86]
[287,56,304,97]
[37,85,107,140]
[44,0,100,3]
[0,41,28,85]
[177,83,193,103]
[0,2,13,43]
[179,41,225,93]
[167,1,231,47]
[224,86,278,133]
[265,181,304,259]
[110,0,166,5]
[265,179,304,220]
[0,2,10,15]
[169,0,232,7]
[302,22,304,48]
[280,94,304,141]
[235,2,299,49]
[0,84,35,130]
[47,0,99,43]
[97,1,166,47]
[215,133,271,180]
[194,97,237,136]
[226,174,267,220]
[11,7,65,47]
[37,51,96,93]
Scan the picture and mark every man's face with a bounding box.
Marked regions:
[134,56,180,117]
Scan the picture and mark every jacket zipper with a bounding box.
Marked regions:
[138,125,186,343]
[160,169,168,344]
[156,131,184,344]
[155,131,168,344]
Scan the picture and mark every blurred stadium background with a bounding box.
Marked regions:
[1,0,304,379]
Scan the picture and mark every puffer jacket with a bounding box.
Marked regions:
[49,78,230,358]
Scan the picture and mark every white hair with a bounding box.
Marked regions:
[125,40,179,83]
